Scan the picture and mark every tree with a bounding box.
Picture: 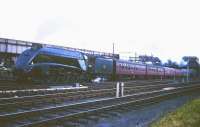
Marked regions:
[182,56,200,77]
[139,55,162,65]
[164,59,179,68]
[182,56,199,67]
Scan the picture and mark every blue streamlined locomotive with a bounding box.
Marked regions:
[15,45,88,83]
[15,45,191,84]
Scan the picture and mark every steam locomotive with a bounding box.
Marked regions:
[15,45,88,83]
[14,45,191,84]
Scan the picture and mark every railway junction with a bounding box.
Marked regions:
[0,38,199,127]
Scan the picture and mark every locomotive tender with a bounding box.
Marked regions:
[15,45,190,83]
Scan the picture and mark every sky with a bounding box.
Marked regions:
[0,0,200,63]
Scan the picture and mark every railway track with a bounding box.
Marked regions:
[0,81,178,106]
[0,79,176,98]
[0,79,174,91]
[0,80,190,114]
[0,80,199,127]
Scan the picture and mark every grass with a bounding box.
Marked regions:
[150,98,200,127]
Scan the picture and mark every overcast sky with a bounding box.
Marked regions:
[0,0,200,63]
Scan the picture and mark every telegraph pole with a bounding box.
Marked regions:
[187,59,189,82]
[112,43,115,58]
[135,52,137,62]
[112,43,115,81]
